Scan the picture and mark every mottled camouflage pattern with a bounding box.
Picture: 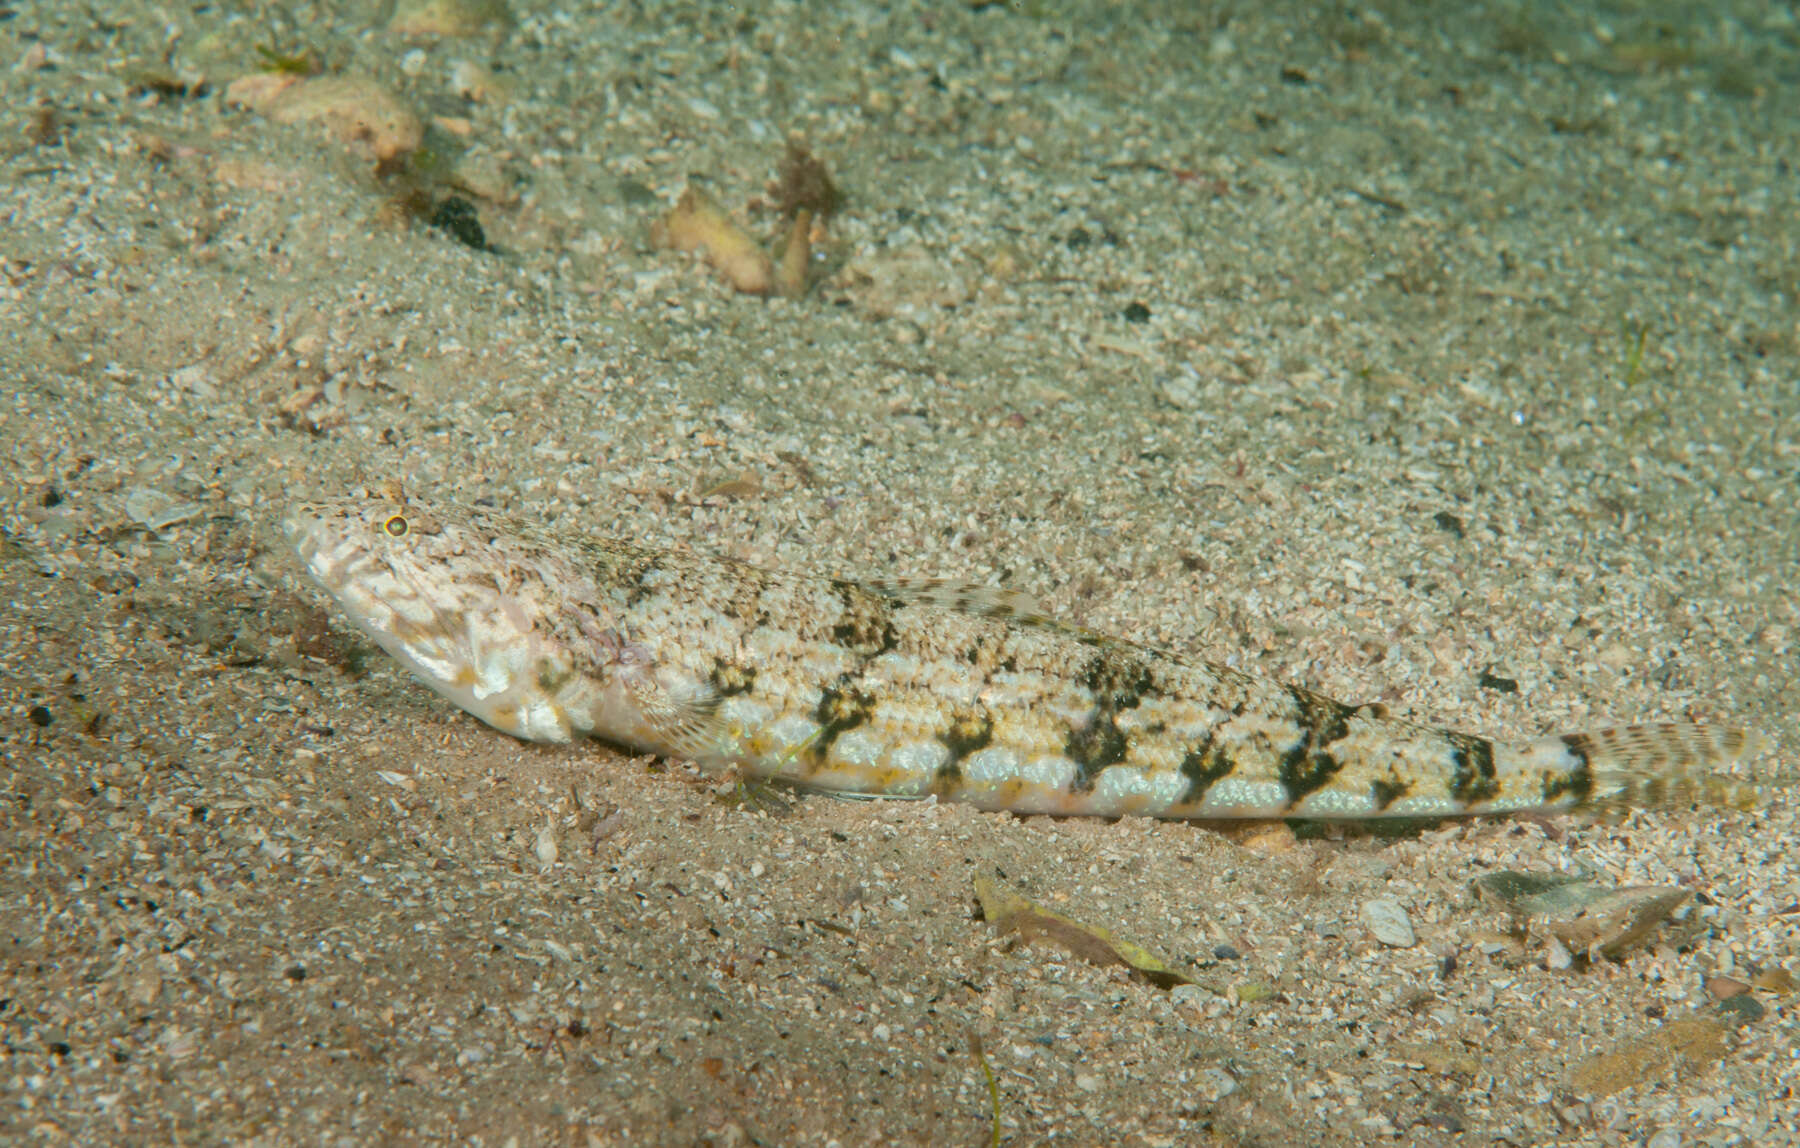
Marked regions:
[287,493,1757,820]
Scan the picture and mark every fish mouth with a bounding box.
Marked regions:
[283,507,409,645]
[285,508,347,591]
[282,505,327,564]
[284,506,460,676]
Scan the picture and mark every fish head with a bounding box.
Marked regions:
[285,493,599,742]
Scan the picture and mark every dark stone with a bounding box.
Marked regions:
[1478,670,1519,694]
[430,196,488,251]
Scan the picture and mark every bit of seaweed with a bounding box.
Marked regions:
[774,209,812,299]
[25,105,64,147]
[712,773,799,816]
[126,70,211,100]
[775,139,842,221]
[974,875,1195,990]
[1621,318,1650,387]
[254,45,322,76]
[969,1033,1001,1148]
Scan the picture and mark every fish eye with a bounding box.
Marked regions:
[382,514,410,538]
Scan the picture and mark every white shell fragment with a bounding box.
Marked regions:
[1361,898,1416,948]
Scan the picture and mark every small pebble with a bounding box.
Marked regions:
[1196,1067,1238,1101]
[1169,984,1213,1009]
[123,487,202,530]
[1157,374,1200,410]
[1716,994,1766,1025]
[389,0,512,37]
[1545,936,1574,970]
[1361,898,1415,948]
[451,59,504,102]
[168,363,217,397]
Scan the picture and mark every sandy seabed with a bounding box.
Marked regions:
[3,1,1797,1144]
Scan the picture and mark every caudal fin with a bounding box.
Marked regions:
[1542,722,1773,811]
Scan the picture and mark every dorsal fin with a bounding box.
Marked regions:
[860,577,1047,621]
[856,575,1124,644]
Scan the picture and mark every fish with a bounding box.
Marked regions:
[285,490,1765,820]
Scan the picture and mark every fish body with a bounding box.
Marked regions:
[286,493,1758,819]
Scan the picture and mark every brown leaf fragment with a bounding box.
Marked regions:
[1752,967,1796,994]
[776,450,819,486]
[389,0,513,38]
[697,473,764,501]
[229,74,423,162]
[973,875,1192,989]
[1388,1040,1480,1077]
[1567,1018,1729,1099]
[1473,870,1689,959]
[224,71,300,111]
[651,187,774,295]
[1549,886,1689,958]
